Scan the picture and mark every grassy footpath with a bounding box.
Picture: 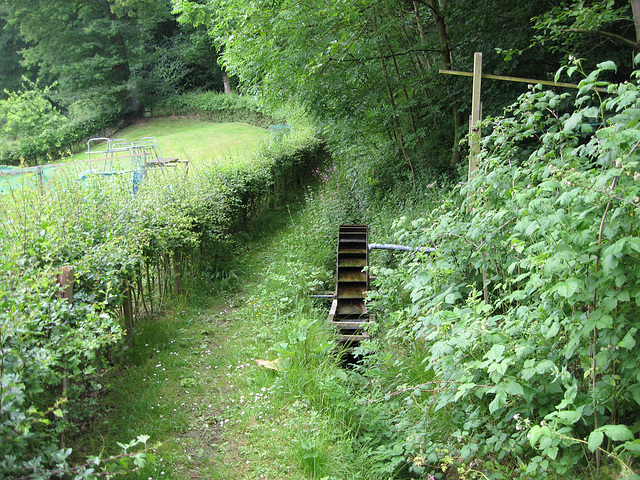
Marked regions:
[72,198,369,480]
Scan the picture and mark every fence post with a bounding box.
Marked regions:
[123,285,134,347]
[56,265,74,304]
[55,265,74,449]
[468,52,483,180]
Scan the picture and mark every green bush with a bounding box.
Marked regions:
[366,61,640,478]
[0,109,131,166]
[147,91,274,127]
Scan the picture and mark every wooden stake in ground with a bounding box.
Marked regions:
[468,52,483,180]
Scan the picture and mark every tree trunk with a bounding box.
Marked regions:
[222,70,232,94]
[633,0,640,50]
[106,5,137,112]
[428,0,463,167]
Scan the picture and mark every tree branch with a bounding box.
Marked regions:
[562,28,637,49]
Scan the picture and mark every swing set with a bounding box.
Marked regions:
[81,137,188,192]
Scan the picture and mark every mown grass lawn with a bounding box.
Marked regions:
[1,118,271,193]
[59,118,271,170]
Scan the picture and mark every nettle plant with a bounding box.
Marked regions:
[374,60,640,477]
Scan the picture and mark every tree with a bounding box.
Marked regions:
[174,0,571,178]
[0,79,67,140]
[0,18,27,96]
[529,0,639,77]
[172,0,233,94]
[0,0,173,117]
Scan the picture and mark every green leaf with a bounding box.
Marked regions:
[485,344,506,361]
[563,112,583,133]
[545,322,559,339]
[489,392,506,413]
[601,424,634,441]
[582,106,600,118]
[53,409,64,418]
[588,430,604,452]
[623,439,640,453]
[504,380,524,397]
[529,425,542,448]
[553,277,582,298]
[597,60,617,72]
[624,237,640,254]
[619,328,637,350]
[556,410,581,424]
[544,445,559,460]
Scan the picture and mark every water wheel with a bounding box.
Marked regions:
[328,225,374,346]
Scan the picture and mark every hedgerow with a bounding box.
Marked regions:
[147,91,275,128]
[365,60,640,478]
[0,109,132,167]
[0,112,323,478]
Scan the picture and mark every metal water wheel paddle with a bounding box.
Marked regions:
[328,225,375,347]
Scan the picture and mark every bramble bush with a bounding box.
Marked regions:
[365,59,640,478]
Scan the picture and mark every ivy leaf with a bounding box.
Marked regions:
[588,430,604,452]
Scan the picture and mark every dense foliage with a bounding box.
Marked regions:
[0,0,230,166]
[0,112,323,478]
[147,91,273,127]
[174,0,637,179]
[3,0,640,478]
[364,60,640,478]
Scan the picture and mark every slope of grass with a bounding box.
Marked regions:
[1,118,271,193]
[59,118,271,169]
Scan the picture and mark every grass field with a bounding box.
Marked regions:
[0,118,271,193]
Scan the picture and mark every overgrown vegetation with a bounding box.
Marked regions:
[362,60,640,478]
[3,0,640,478]
[0,111,323,479]
[62,59,640,480]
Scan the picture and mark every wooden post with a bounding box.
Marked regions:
[173,250,182,296]
[56,266,74,304]
[468,52,483,180]
[123,285,134,347]
[55,265,74,449]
